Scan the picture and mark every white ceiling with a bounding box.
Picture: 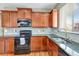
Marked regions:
[0,3,57,12]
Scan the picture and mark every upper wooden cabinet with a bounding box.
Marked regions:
[32,12,49,27]
[2,11,17,28]
[49,9,58,28]
[17,8,32,19]
[10,11,17,28]
[52,9,58,28]
[40,13,49,27]
[32,12,41,27]
[2,11,10,27]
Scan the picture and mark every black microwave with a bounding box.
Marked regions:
[17,18,32,27]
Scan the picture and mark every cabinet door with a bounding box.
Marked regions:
[31,36,42,51]
[17,8,32,19]
[32,12,41,27]
[32,12,49,27]
[52,9,58,28]
[49,13,53,27]
[47,38,59,56]
[10,11,17,28]
[24,9,32,19]
[18,9,25,18]
[5,37,14,53]
[52,41,59,56]
[2,11,10,27]
[0,38,4,54]
[40,13,49,27]
[41,37,47,51]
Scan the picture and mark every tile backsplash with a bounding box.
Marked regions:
[2,28,53,37]
[1,27,79,44]
[0,28,3,36]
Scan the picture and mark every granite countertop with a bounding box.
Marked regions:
[32,33,79,56]
[47,34,79,56]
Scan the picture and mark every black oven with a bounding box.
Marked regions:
[17,18,32,27]
[14,30,31,54]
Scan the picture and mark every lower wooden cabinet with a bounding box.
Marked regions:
[31,36,41,51]
[31,36,48,51]
[47,37,59,56]
[5,37,14,53]
[0,38,5,54]
[31,36,59,56]
[41,37,47,51]
[0,36,64,56]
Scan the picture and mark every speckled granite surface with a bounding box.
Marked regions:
[48,34,79,56]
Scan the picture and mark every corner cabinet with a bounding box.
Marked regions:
[47,37,59,56]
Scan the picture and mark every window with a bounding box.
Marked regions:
[73,4,79,32]
[59,4,74,32]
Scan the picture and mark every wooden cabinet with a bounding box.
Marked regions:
[47,37,59,56]
[31,36,42,51]
[40,13,49,27]
[49,9,58,28]
[2,11,17,28]
[17,8,32,19]
[31,36,59,56]
[2,11,10,27]
[10,11,17,28]
[32,12,41,27]
[31,36,47,51]
[32,12,49,27]
[52,9,58,28]
[0,38,4,54]
[2,8,32,28]
[49,12,53,27]
[5,37,14,53]
[41,36,47,51]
